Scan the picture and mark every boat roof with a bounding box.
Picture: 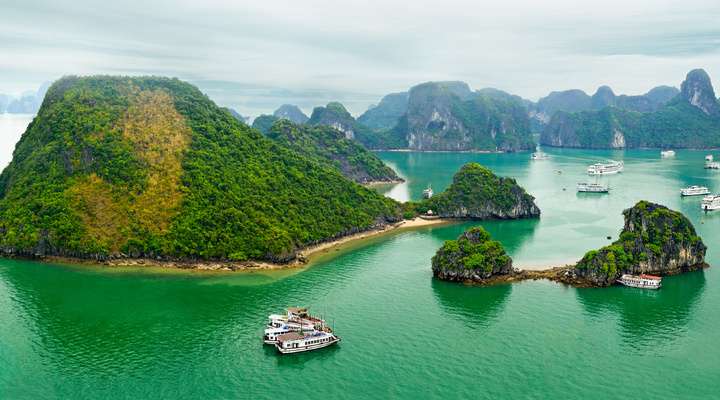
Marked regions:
[640,274,662,280]
[277,332,304,342]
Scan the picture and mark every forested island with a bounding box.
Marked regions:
[0,75,541,269]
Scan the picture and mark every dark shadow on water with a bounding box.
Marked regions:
[430,278,512,328]
[425,218,540,258]
[576,270,706,347]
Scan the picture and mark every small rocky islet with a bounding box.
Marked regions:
[432,201,708,288]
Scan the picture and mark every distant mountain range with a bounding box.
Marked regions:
[252,68,717,151]
[540,69,720,149]
[0,82,51,114]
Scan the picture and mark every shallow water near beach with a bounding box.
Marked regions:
[1,148,720,398]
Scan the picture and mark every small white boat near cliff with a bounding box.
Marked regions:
[423,186,433,199]
[660,150,675,158]
[705,155,720,169]
[617,274,662,290]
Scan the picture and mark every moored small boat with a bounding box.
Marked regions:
[577,183,609,193]
[680,185,710,196]
[531,151,549,160]
[275,329,341,354]
[587,160,624,175]
[705,155,720,169]
[422,186,433,199]
[661,150,675,157]
[617,274,662,290]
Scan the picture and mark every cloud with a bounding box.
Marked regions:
[1,0,719,116]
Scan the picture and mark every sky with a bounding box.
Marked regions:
[2,0,720,118]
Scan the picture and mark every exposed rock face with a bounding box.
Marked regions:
[357,92,409,130]
[432,227,513,283]
[273,104,309,124]
[266,119,402,184]
[681,69,720,116]
[308,102,358,139]
[561,201,707,287]
[422,163,540,219]
[540,69,720,149]
[402,82,534,151]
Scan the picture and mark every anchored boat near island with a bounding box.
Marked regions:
[587,160,624,175]
[264,307,341,354]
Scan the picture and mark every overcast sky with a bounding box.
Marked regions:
[2,0,720,117]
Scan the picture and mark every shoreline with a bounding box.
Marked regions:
[33,217,455,273]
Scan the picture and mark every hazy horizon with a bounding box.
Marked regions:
[2,0,720,117]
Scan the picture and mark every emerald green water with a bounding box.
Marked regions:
[1,149,718,399]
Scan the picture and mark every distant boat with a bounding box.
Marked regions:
[531,151,549,160]
[701,195,720,212]
[661,150,675,158]
[422,185,433,199]
[587,160,623,175]
[617,274,662,290]
[577,183,609,193]
[704,155,720,169]
[680,186,710,196]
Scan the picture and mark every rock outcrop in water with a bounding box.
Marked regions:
[432,227,513,283]
[420,163,540,219]
[559,201,707,287]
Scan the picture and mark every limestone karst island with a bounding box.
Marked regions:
[1,1,719,399]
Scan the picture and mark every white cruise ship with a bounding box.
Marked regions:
[275,329,341,354]
[577,183,609,193]
[587,160,624,175]
[680,186,710,196]
[264,307,326,344]
[617,274,662,290]
[661,150,675,157]
[701,195,720,211]
[705,155,720,169]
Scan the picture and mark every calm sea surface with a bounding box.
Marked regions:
[0,119,719,399]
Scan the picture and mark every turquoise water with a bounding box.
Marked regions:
[0,149,719,399]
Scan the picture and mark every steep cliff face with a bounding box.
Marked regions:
[540,69,720,149]
[402,82,534,151]
[308,102,359,139]
[357,92,408,131]
[680,69,720,116]
[421,163,540,219]
[561,201,707,286]
[266,120,401,184]
[273,104,309,124]
[432,227,513,283]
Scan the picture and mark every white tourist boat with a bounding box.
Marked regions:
[264,307,327,344]
[680,185,710,197]
[531,151,549,160]
[577,183,609,193]
[704,155,720,169]
[617,274,662,290]
[660,150,675,158]
[587,160,624,175]
[275,329,341,354]
[422,186,433,199]
[701,195,720,211]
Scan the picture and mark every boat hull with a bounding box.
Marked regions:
[276,337,341,354]
[618,281,661,290]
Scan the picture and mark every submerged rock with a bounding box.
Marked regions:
[432,227,513,283]
[562,201,707,287]
[422,163,540,219]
